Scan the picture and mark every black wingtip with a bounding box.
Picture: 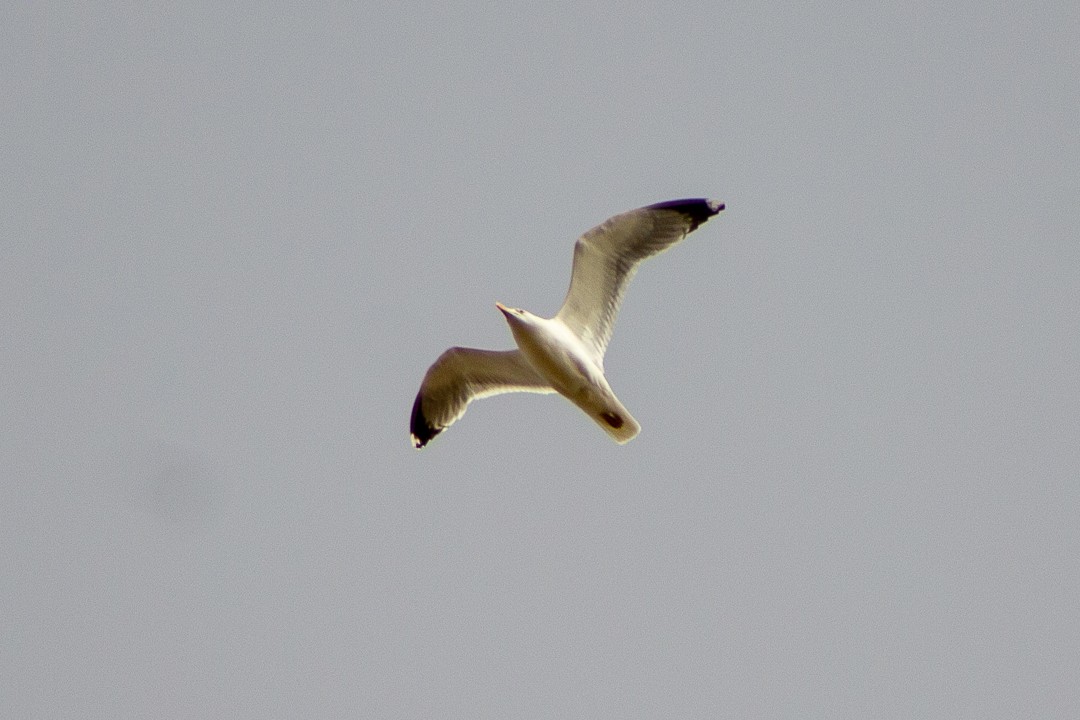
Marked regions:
[410,393,440,449]
[647,198,724,231]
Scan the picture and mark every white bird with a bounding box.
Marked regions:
[410,198,725,448]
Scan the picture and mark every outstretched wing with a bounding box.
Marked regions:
[410,347,555,448]
[555,198,724,362]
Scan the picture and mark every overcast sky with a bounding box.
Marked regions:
[4,2,1078,717]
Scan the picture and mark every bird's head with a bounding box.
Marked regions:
[496,302,522,318]
[495,302,538,328]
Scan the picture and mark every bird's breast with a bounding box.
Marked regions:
[508,319,604,397]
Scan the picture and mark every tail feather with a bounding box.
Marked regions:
[585,397,641,444]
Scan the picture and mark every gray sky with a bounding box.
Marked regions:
[4,1,1078,717]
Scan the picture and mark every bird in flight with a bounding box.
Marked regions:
[410,198,725,448]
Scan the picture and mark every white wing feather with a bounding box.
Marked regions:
[555,199,724,362]
[410,348,555,447]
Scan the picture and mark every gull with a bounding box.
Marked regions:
[410,198,725,448]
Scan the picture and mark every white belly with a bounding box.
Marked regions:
[510,318,600,394]
[507,316,640,443]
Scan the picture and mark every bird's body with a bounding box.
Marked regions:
[410,198,724,448]
[497,304,640,443]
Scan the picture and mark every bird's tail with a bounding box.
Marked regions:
[584,395,641,444]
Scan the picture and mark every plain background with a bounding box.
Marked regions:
[4,2,1078,717]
